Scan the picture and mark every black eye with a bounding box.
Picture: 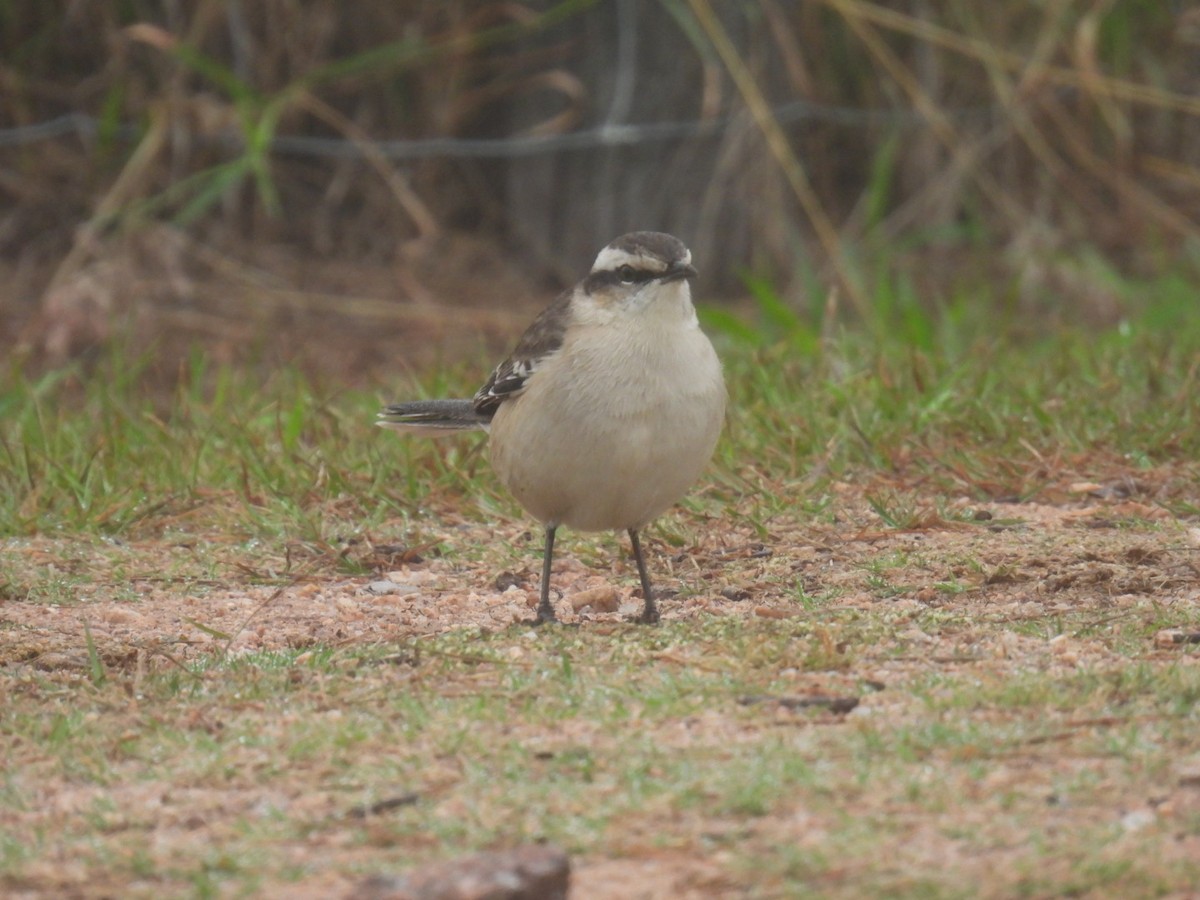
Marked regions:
[617,265,637,284]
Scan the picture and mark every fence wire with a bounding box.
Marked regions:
[0,99,998,159]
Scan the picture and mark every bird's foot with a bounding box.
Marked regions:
[524,599,562,627]
[632,601,660,625]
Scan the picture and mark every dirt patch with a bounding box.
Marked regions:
[4,486,1194,664]
[3,479,1200,897]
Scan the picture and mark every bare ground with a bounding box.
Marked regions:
[4,484,1198,659]
[3,478,1200,897]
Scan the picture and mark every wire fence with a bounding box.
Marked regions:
[0,98,1004,160]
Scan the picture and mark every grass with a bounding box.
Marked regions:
[7,1,1199,300]
[2,292,1200,895]
[15,291,1200,542]
[2,620,1197,895]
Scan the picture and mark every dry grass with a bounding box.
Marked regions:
[4,2,1200,334]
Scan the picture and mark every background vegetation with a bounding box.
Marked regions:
[2,0,1199,360]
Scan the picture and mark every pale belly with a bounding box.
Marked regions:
[488,328,725,532]
[496,404,720,530]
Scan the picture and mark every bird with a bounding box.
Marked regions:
[378,231,726,624]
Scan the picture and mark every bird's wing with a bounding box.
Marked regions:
[473,292,571,417]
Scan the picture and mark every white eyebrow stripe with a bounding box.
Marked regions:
[591,243,691,275]
[591,246,642,272]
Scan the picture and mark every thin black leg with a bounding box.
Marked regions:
[628,529,659,624]
[535,525,559,624]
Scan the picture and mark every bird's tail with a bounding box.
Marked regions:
[377,399,490,435]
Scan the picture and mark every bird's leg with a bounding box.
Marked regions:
[628,529,660,624]
[534,525,559,624]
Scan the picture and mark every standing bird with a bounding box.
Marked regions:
[379,231,725,624]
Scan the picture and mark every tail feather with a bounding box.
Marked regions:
[377,398,490,435]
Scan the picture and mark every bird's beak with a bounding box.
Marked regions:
[661,262,698,283]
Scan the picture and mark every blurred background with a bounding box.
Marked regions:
[2,0,1198,380]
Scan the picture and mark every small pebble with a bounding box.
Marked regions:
[365,580,420,596]
[1120,809,1155,833]
[568,585,619,612]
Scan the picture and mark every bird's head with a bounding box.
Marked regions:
[582,232,698,313]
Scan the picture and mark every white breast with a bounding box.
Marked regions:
[489,288,725,532]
